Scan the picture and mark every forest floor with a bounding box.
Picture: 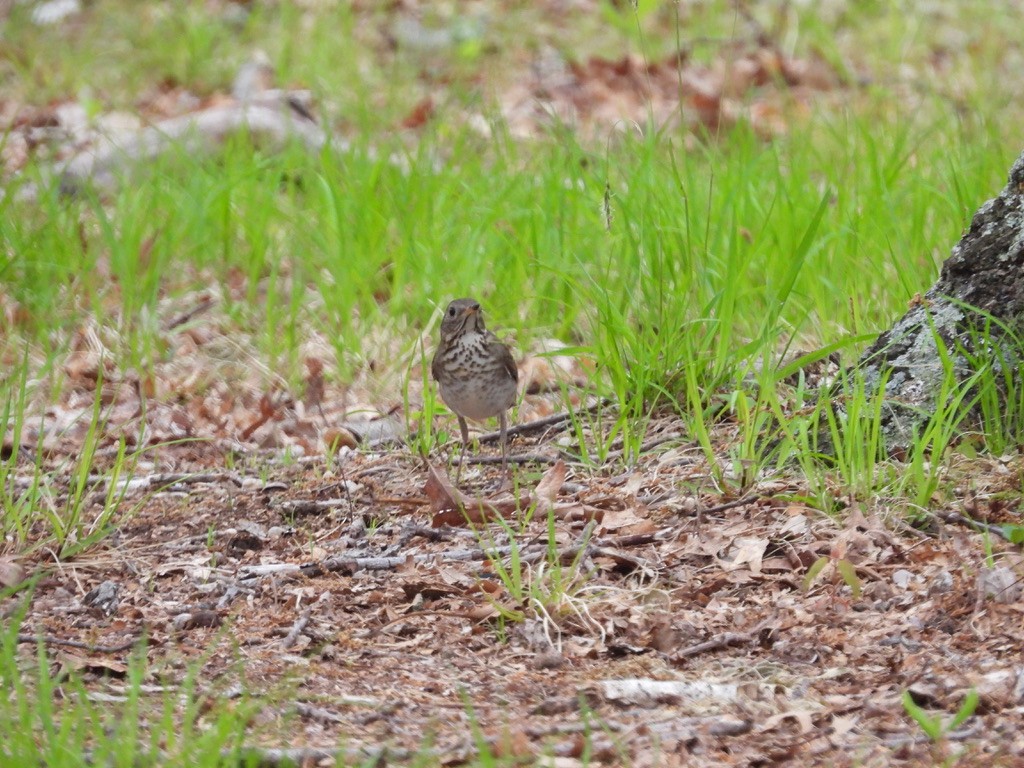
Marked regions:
[10,402,1024,766]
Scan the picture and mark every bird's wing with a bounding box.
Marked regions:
[490,337,518,383]
[430,345,444,382]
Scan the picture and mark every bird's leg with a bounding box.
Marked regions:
[499,411,509,478]
[455,415,470,485]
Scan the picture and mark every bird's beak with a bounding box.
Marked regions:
[462,306,478,317]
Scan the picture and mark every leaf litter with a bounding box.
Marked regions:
[5,351,1024,764]
[4,273,1024,763]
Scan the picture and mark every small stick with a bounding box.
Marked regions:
[368,609,491,637]
[281,608,312,649]
[165,298,216,331]
[477,398,614,444]
[604,434,682,461]
[674,631,753,659]
[225,745,399,767]
[16,634,139,654]
[936,509,1016,542]
[699,494,763,516]
[240,544,525,578]
[457,453,559,466]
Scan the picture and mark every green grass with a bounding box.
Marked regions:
[0,592,256,768]
[8,113,1008,387]
[1,107,1012,363]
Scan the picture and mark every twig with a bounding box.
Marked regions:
[242,531,652,581]
[16,634,139,654]
[672,616,776,661]
[469,433,677,467]
[521,523,653,573]
[244,519,660,582]
[165,297,216,331]
[224,746,398,767]
[368,608,494,636]
[883,721,982,748]
[395,524,467,546]
[477,399,614,444]
[368,495,427,507]
[240,545,524,579]
[280,608,311,649]
[292,702,344,725]
[602,529,673,548]
[278,498,349,515]
[458,452,559,466]
[588,546,652,572]
[699,494,763,516]
[16,471,248,496]
[520,519,598,566]
[147,472,245,487]
[18,91,338,202]
[458,438,677,468]
[674,631,754,659]
[936,509,1015,542]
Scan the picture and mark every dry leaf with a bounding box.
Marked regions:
[401,96,435,129]
[323,426,358,452]
[725,536,769,574]
[599,505,650,533]
[534,459,566,514]
[424,463,529,526]
[303,356,325,408]
[762,710,816,734]
[57,652,128,677]
[0,557,27,588]
[554,503,604,523]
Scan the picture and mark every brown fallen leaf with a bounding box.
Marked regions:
[137,231,158,271]
[534,459,566,514]
[553,503,604,523]
[424,463,530,527]
[518,339,592,394]
[464,603,501,622]
[762,709,816,734]
[57,652,128,678]
[646,617,678,653]
[598,505,651,534]
[323,426,358,452]
[303,356,325,408]
[240,391,280,441]
[400,96,435,129]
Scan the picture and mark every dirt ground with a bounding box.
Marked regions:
[10,413,1024,767]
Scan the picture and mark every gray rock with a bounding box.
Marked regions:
[846,150,1024,451]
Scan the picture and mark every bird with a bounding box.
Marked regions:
[431,298,519,482]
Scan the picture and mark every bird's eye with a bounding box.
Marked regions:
[448,307,456,317]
